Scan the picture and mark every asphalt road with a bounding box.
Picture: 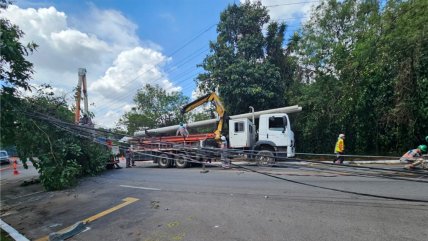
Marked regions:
[1,161,428,241]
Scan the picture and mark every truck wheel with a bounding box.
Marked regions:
[175,155,189,168]
[256,150,275,167]
[158,154,172,168]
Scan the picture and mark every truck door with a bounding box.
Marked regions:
[229,119,249,148]
[259,115,289,147]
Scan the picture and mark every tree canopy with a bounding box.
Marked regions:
[1,1,110,190]
[290,0,428,154]
[119,84,190,134]
[195,0,427,155]
[196,1,295,115]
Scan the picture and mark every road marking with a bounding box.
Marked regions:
[120,184,162,191]
[35,197,139,241]
[82,197,139,223]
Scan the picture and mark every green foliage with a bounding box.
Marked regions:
[291,0,428,155]
[10,90,111,190]
[120,84,190,133]
[196,1,295,115]
[188,109,217,134]
[79,142,111,176]
[0,2,38,92]
[1,2,111,190]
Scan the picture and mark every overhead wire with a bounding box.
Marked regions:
[20,108,428,203]
[23,107,426,180]
[91,5,313,114]
[264,1,319,8]
[23,108,428,179]
[87,24,214,113]
[93,47,210,113]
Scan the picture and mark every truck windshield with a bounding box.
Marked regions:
[269,117,286,131]
[0,152,7,157]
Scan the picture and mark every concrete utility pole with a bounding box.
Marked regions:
[134,105,302,137]
[75,68,89,124]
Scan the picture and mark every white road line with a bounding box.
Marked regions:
[119,185,161,191]
[0,219,30,241]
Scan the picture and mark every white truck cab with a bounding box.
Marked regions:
[258,113,295,157]
[229,113,295,165]
[229,118,256,148]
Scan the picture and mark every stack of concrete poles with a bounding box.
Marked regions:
[134,105,302,137]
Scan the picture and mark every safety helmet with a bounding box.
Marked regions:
[418,144,427,153]
[221,136,226,141]
[339,134,345,138]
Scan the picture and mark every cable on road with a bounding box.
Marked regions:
[230,163,428,203]
[20,109,428,203]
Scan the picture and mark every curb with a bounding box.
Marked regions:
[0,219,30,241]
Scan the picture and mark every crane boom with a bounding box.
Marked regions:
[181,92,225,141]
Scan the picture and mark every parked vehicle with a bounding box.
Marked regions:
[0,150,11,164]
[130,93,302,168]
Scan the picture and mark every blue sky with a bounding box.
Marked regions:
[4,0,317,127]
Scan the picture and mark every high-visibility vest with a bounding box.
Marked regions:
[335,138,344,153]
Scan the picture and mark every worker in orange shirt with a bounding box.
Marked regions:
[334,134,345,164]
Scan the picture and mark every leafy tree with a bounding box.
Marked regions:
[0,1,110,190]
[196,1,295,115]
[15,89,110,190]
[120,84,190,134]
[1,1,38,147]
[0,0,37,92]
[291,0,428,154]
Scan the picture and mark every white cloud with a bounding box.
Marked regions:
[243,0,318,29]
[1,4,180,129]
[88,47,181,116]
[73,5,140,48]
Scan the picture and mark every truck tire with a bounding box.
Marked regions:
[256,150,275,167]
[175,155,189,168]
[158,154,172,168]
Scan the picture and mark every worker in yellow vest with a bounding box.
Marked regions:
[334,134,345,164]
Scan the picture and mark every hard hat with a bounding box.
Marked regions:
[221,136,226,141]
[339,134,345,138]
[418,145,427,153]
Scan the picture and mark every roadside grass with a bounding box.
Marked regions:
[1,228,14,241]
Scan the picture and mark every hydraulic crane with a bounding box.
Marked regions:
[180,92,225,141]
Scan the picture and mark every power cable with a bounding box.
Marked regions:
[230,163,428,203]
[92,47,209,113]
[265,1,319,8]
[22,110,428,202]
